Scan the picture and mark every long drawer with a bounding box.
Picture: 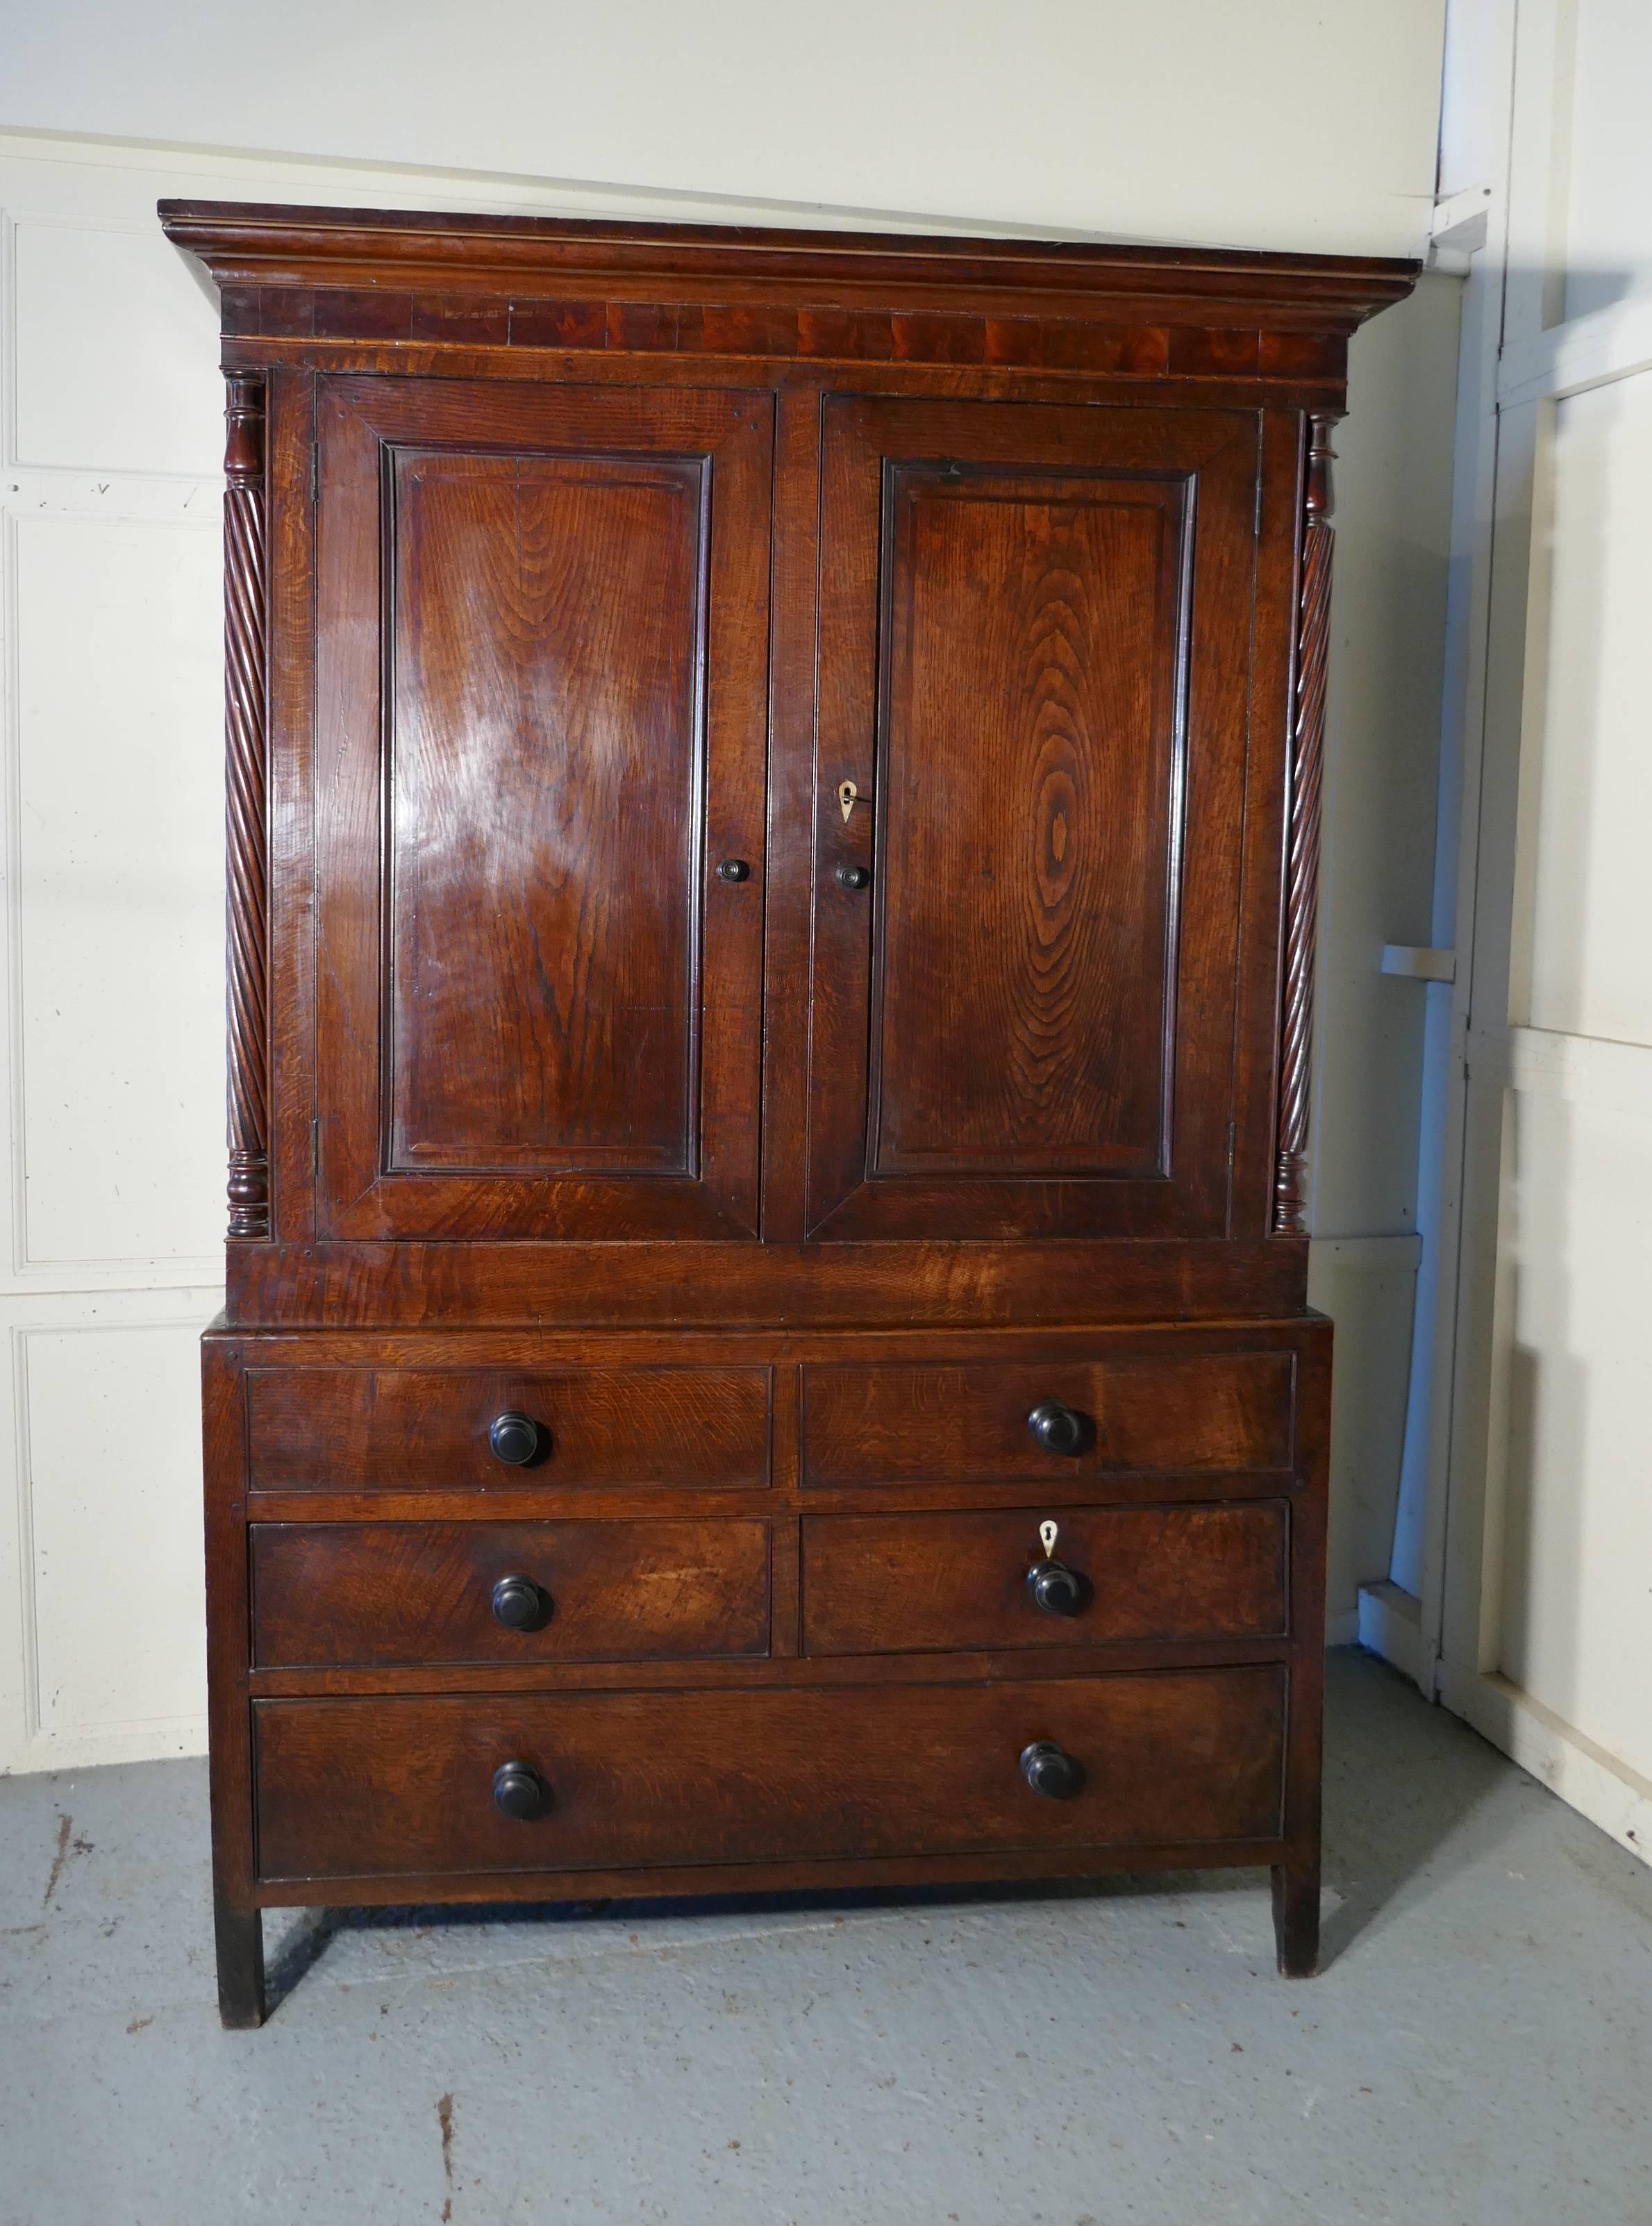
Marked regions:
[245,1365,772,1491]
[800,1502,1289,1655]
[251,1669,1286,1882]
[250,1519,771,1668]
[800,1353,1294,1488]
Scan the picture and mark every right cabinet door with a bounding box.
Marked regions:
[806,397,1262,1240]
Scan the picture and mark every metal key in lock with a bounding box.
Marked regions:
[1028,1518,1081,1617]
[836,779,860,822]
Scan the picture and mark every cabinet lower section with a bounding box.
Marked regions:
[202,1315,1332,2025]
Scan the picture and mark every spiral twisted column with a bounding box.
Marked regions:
[1274,414,1337,1236]
[223,375,269,1240]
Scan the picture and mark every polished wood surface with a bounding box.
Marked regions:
[800,1352,1294,1485]
[808,397,1256,1240]
[158,199,1413,397]
[1275,415,1337,1234]
[251,1518,771,1667]
[386,447,703,1176]
[872,465,1183,1179]
[226,1235,1311,1327]
[247,1363,773,1490]
[222,374,269,1241]
[799,1502,1289,1655]
[314,378,770,1242]
[165,199,1408,2019]
[252,1667,1286,1883]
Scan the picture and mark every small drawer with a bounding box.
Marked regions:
[801,1502,1288,1656]
[800,1352,1293,1488]
[252,1667,1286,1882]
[250,1519,771,1668]
[245,1365,772,1492]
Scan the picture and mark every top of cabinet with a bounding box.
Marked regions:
[160,200,1415,392]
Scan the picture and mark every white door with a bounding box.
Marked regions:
[1429,0,1652,1859]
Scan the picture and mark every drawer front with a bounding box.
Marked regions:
[801,1353,1292,1487]
[246,1366,771,1491]
[801,1502,1288,1656]
[252,1668,1285,1882]
[251,1520,771,1668]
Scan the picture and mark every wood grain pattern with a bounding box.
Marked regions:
[871,464,1185,1177]
[223,374,269,1240]
[387,449,704,1174]
[808,395,1258,1241]
[201,1337,264,2022]
[312,378,771,1241]
[799,1502,1288,1655]
[251,1668,1286,1882]
[800,1352,1294,1486]
[246,1363,773,1492]
[251,1518,771,1667]
[1274,416,1337,1234]
[227,1235,1311,1329]
[159,199,1415,388]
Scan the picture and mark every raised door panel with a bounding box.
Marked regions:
[313,379,771,1240]
[807,397,1259,1240]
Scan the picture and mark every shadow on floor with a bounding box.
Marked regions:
[1317,1646,1515,1968]
[264,1649,1511,2009]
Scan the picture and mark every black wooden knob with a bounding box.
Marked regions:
[835,863,870,890]
[1019,1741,1083,1800]
[490,1573,545,1631]
[717,858,751,883]
[492,1761,549,1822]
[1026,1398,1083,1455]
[488,1411,541,1465]
[1026,1559,1082,1616]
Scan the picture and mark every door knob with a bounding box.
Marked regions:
[1019,1741,1083,1800]
[488,1411,542,1465]
[835,863,870,890]
[1026,1398,1084,1455]
[490,1573,547,1631]
[492,1760,550,1821]
[716,858,751,883]
[1026,1559,1082,1615]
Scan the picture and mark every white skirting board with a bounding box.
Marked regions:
[1358,1581,1652,1872]
[1441,1666,1652,1872]
[1356,1579,1428,1688]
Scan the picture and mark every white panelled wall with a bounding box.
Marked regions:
[0,167,228,1770]
[0,119,1455,1771]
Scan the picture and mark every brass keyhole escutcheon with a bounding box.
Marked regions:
[837,779,859,822]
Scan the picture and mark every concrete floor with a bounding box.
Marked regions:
[2,1654,1649,2226]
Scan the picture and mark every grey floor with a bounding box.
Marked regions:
[3,1654,1650,2226]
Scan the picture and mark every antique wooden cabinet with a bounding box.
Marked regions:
[160,200,1412,2026]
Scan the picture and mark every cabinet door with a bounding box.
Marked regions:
[312,379,771,1240]
[806,397,1259,1240]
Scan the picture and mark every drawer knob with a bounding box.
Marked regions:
[1019,1740,1083,1801]
[488,1411,542,1465]
[1026,1398,1084,1456]
[490,1572,547,1631]
[835,863,870,890]
[1026,1557,1082,1616]
[492,1761,549,1822]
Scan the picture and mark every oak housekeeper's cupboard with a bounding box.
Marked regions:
[159,199,1413,2026]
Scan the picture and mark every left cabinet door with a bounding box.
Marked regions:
[310,379,772,1240]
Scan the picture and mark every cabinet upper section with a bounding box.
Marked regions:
[160,200,1415,399]
[161,202,1414,1327]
